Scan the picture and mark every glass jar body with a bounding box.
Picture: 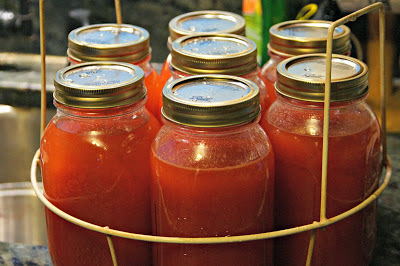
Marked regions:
[40,101,160,266]
[156,54,173,122]
[260,95,382,266]
[168,66,272,120]
[259,52,287,107]
[158,54,172,95]
[68,54,160,122]
[151,119,275,266]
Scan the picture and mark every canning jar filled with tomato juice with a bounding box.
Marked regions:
[167,33,271,120]
[260,54,382,265]
[157,11,246,116]
[152,75,275,265]
[259,20,351,105]
[68,23,160,121]
[40,62,160,266]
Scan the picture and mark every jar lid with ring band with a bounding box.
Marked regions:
[170,34,257,76]
[276,53,368,102]
[168,10,246,49]
[67,24,150,63]
[268,20,351,57]
[162,75,260,127]
[54,61,146,108]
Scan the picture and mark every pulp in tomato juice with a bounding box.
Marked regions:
[259,71,277,105]
[158,59,172,92]
[259,62,278,105]
[156,60,172,120]
[261,118,381,265]
[151,150,275,266]
[144,69,162,121]
[41,114,160,266]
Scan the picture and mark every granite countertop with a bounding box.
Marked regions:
[372,133,400,265]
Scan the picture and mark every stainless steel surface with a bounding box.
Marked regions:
[0,53,62,182]
[0,182,47,246]
[0,106,55,183]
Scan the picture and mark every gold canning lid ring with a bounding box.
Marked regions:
[276,53,369,102]
[168,10,246,45]
[269,20,351,57]
[171,34,257,76]
[54,62,146,108]
[68,23,150,63]
[162,75,260,127]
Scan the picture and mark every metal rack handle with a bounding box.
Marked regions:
[311,3,386,264]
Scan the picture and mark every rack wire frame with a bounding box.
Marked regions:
[30,2,392,266]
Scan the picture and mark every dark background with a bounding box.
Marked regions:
[0,0,374,63]
[0,0,244,62]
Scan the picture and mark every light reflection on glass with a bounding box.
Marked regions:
[90,130,101,136]
[305,117,320,136]
[91,139,107,151]
[91,140,101,147]
[194,143,206,162]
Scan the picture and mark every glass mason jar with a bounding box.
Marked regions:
[158,10,246,101]
[68,23,160,121]
[260,54,382,265]
[259,20,351,108]
[40,62,160,266]
[152,75,275,266]
[166,33,270,121]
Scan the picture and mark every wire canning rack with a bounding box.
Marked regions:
[30,2,392,266]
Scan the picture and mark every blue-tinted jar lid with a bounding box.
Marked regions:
[168,10,246,44]
[68,24,150,63]
[54,62,146,108]
[276,54,368,102]
[171,34,257,76]
[162,75,260,127]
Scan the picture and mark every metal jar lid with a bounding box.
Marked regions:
[276,54,368,102]
[54,62,146,108]
[168,10,246,44]
[162,75,260,127]
[68,23,150,63]
[269,20,351,57]
[171,34,257,76]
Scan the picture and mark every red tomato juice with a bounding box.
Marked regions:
[41,109,160,266]
[158,58,172,91]
[156,59,172,120]
[144,68,162,121]
[259,65,278,105]
[261,112,381,265]
[151,149,275,266]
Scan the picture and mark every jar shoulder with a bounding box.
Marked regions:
[152,124,273,168]
[264,100,380,136]
[42,108,159,140]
